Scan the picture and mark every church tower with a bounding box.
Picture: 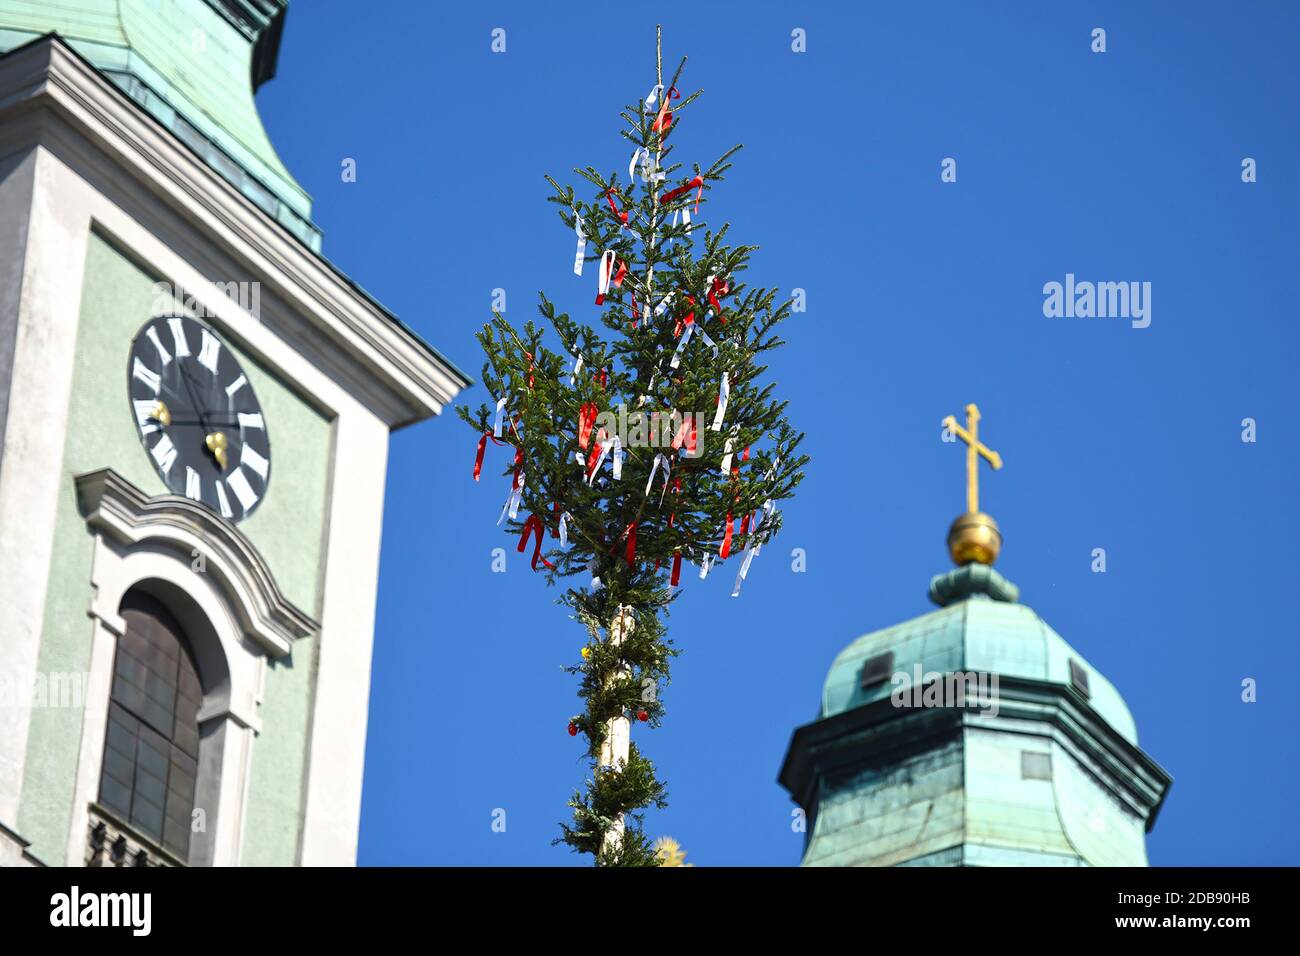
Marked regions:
[0,2,468,866]
[779,405,1171,866]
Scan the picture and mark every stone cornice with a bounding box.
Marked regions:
[0,35,469,429]
[76,469,317,657]
[779,675,1172,833]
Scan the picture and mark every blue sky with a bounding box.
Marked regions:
[255,1,1300,865]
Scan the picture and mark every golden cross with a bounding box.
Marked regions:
[941,403,1002,514]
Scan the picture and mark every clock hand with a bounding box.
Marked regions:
[176,365,231,471]
[177,365,209,432]
[165,417,240,428]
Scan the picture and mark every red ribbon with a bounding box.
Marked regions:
[661,175,703,208]
[650,86,679,140]
[624,522,637,566]
[720,513,734,560]
[708,276,729,322]
[732,445,749,477]
[473,431,509,481]
[674,294,696,338]
[650,88,676,137]
[670,550,682,586]
[578,403,599,449]
[518,514,555,571]
[605,188,628,226]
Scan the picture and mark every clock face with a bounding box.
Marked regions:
[127,315,271,522]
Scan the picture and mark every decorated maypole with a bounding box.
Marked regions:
[460,27,807,866]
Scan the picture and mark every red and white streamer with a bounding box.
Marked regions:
[595,252,626,305]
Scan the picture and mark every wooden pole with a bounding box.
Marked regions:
[597,605,634,857]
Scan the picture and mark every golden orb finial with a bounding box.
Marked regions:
[940,403,1004,566]
[947,511,1002,565]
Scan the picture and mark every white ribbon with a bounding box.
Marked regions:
[597,250,616,301]
[668,323,694,370]
[611,435,624,480]
[493,395,508,438]
[672,206,692,235]
[559,511,573,548]
[669,322,718,370]
[644,452,671,501]
[629,145,663,184]
[720,425,739,474]
[497,477,524,526]
[731,500,776,598]
[569,351,584,386]
[573,214,586,276]
[628,146,651,184]
[711,372,729,431]
[695,324,718,352]
[654,292,674,318]
[699,553,713,580]
[644,84,663,109]
[637,370,658,408]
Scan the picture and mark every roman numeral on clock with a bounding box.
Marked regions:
[167,317,190,357]
[198,329,222,373]
[132,357,161,394]
[151,434,178,475]
[226,468,258,511]
[214,480,233,519]
[240,444,270,480]
[185,466,201,501]
[145,326,172,364]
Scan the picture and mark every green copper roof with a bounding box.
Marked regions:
[821,565,1138,745]
[0,0,319,249]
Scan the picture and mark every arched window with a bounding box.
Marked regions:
[97,590,201,860]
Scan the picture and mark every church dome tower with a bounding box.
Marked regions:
[778,406,1171,866]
